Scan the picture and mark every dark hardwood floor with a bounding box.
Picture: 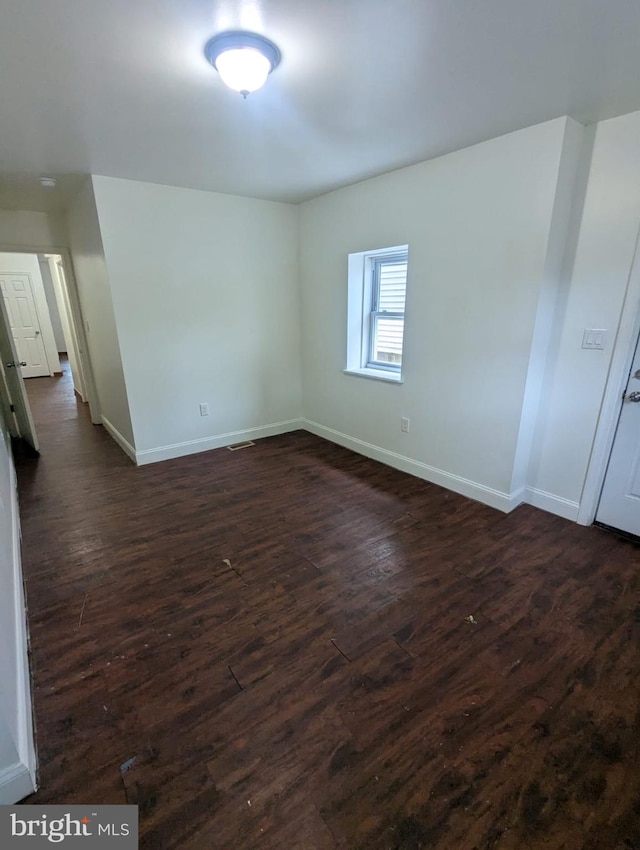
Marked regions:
[15,361,640,849]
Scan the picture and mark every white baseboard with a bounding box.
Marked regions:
[0,761,36,804]
[524,486,580,521]
[302,419,514,513]
[136,418,304,466]
[7,464,37,801]
[101,416,136,463]
[104,413,581,523]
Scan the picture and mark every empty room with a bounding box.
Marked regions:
[2,1,640,848]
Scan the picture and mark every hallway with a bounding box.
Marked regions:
[15,365,640,849]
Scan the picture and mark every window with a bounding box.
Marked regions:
[367,251,408,371]
[345,245,408,383]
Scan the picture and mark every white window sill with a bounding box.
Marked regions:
[343,368,404,384]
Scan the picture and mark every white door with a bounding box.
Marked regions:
[0,293,39,452]
[597,331,640,534]
[0,272,50,378]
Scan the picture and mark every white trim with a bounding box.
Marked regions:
[48,255,88,402]
[101,416,136,463]
[0,761,35,805]
[525,486,580,521]
[343,368,403,384]
[136,418,304,466]
[577,224,640,525]
[7,463,37,799]
[302,418,514,512]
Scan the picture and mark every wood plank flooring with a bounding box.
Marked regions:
[15,361,640,849]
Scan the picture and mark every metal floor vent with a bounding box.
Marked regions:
[226,440,255,452]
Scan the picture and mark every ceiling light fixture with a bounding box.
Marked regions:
[39,177,57,188]
[204,31,281,98]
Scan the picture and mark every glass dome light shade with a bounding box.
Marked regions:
[215,47,272,95]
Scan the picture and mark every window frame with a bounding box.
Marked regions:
[365,250,408,373]
[345,243,409,384]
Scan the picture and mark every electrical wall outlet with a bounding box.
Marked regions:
[401,417,410,433]
[199,403,209,416]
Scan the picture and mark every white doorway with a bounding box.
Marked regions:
[0,248,100,447]
[0,253,60,379]
[43,254,88,402]
[596,329,640,535]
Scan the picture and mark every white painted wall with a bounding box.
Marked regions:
[299,118,579,508]
[0,252,61,376]
[90,175,302,462]
[0,210,67,250]
[0,410,37,803]
[1,113,637,523]
[530,110,640,512]
[67,179,135,448]
[511,120,593,511]
[38,255,66,352]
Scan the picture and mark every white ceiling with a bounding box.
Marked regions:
[1,0,640,210]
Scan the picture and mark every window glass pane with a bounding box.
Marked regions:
[378,261,407,312]
[372,316,404,365]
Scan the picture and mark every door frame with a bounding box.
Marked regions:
[0,292,39,451]
[578,224,640,525]
[0,243,101,425]
[47,254,87,400]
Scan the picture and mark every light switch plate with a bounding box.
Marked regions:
[582,328,607,350]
